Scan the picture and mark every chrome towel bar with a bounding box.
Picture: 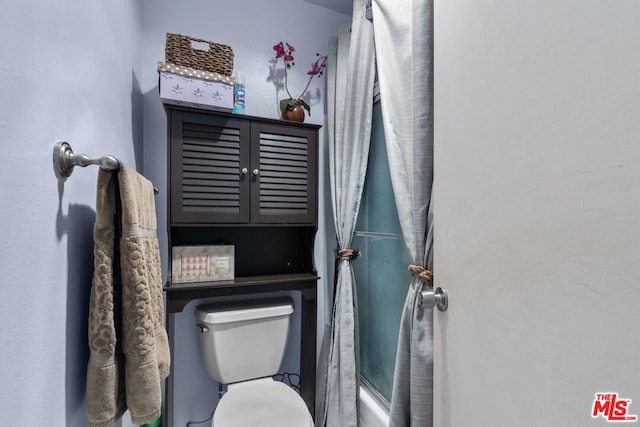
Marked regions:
[52,141,158,194]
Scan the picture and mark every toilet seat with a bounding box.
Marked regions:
[213,378,314,427]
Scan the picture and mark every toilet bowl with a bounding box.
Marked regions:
[214,378,313,426]
[196,298,314,427]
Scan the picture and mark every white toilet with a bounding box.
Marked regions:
[196,298,314,427]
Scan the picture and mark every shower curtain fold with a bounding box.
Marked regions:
[317,0,433,424]
[371,0,434,425]
[315,2,376,426]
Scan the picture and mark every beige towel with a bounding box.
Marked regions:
[86,167,170,427]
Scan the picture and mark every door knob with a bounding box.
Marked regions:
[252,169,259,176]
[241,167,248,175]
[419,286,448,312]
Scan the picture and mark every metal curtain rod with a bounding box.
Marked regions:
[52,141,158,194]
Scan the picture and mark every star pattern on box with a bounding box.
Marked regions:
[160,68,234,109]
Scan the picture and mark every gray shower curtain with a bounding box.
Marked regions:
[371,0,434,425]
[315,1,376,426]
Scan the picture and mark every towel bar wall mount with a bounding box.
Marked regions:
[53,141,119,181]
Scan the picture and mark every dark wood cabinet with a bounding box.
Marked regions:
[169,109,318,224]
[163,106,320,425]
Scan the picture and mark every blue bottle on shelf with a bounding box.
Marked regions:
[232,72,245,114]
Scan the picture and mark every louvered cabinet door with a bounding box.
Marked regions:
[250,122,318,224]
[170,111,251,223]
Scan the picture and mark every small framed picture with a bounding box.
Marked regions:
[171,245,234,284]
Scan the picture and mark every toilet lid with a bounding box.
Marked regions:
[214,380,313,427]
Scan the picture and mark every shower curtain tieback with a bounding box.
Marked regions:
[408,264,433,285]
[337,248,362,261]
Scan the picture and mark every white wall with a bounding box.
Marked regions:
[434,1,640,425]
[138,1,349,425]
[0,1,142,426]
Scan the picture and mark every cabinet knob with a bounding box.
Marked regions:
[241,167,248,175]
[252,169,259,176]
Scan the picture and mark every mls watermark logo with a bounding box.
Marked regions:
[592,393,638,422]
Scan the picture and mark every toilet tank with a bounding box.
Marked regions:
[195,298,294,384]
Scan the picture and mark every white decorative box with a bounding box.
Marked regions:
[171,245,235,284]
[158,62,234,111]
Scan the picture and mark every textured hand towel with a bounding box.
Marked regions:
[86,170,126,427]
[87,167,170,427]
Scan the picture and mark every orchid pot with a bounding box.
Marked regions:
[280,98,310,122]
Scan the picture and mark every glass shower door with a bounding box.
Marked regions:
[352,100,410,404]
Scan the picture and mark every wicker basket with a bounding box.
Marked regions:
[165,33,234,77]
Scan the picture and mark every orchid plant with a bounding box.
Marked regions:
[273,41,327,116]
